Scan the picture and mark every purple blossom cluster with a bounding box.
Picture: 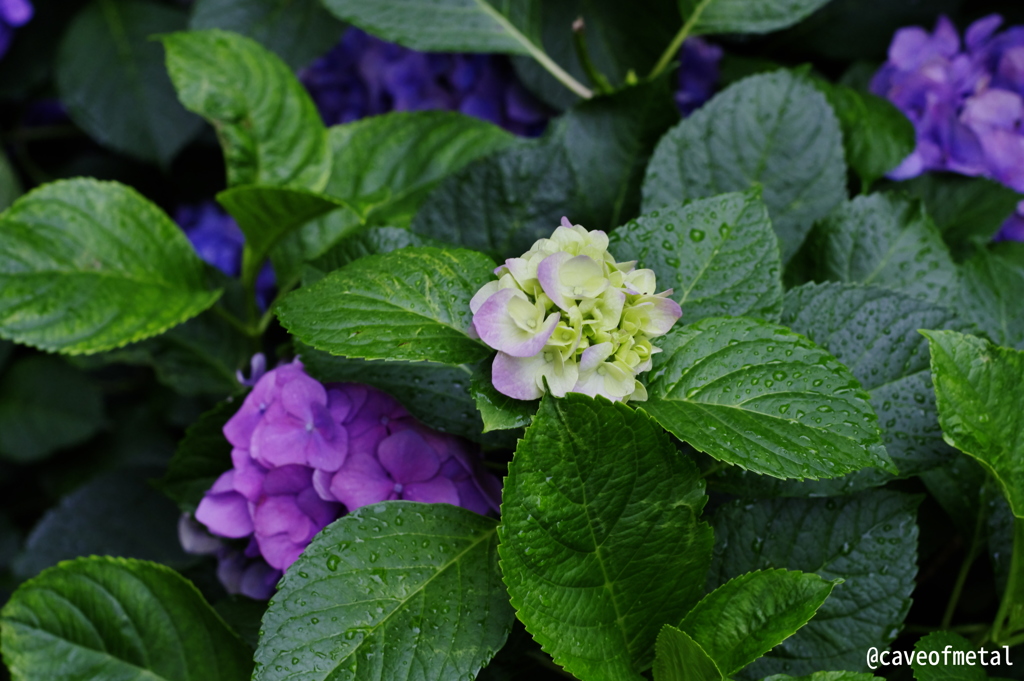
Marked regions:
[676,38,723,116]
[186,358,500,599]
[871,14,1024,239]
[0,0,31,59]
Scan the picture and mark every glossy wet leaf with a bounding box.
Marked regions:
[608,190,783,323]
[807,192,959,304]
[0,356,104,464]
[305,227,444,285]
[254,501,513,681]
[643,70,845,262]
[1,556,253,681]
[911,632,986,681]
[643,316,893,480]
[471,362,537,433]
[653,626,722,681]
[0,179,221,354]
[922,330,1024,518]
[162,29,330,190]
[56,0,202,165]
[276,247,493,365]
[189,0,345,70]
[155,399,236,513]
[710,491,919,677]
[679,0,834,35]
[765,673,878,681]
[680,570,836,676]
[499,394,713,681]
[956,248,1024,350]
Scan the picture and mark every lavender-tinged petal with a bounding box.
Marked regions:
[178,514,224,555]
[402,476,460,506]
[377,428,440,483]
[196,489,254,539]
[256,533,306,571]
[327,451,396,511]
[231,448,267,501]
[254,496,316,544]
[966,14,1004,52]
[238,560,281,600]
[249,412,310,468]
[296,487,341,529]
[305,426,348,472]
[262,464,313,495]
[491,352,546,400]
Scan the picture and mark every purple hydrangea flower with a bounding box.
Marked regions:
[0,0,32,59]
[300,28,550,136]
[872,14,1024,239]
[174,201,276,308]
[676,38,723,116]
[190,358,500,596]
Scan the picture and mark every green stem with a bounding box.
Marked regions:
[256,278,299,335]
[942,507,987,629]
[240,244,262,329]
[211,303,255,337]
[699,461,729,479]
[572,17,614,94]
[648,0,713,81]
[992,515,1024,645]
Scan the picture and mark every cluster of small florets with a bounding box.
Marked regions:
[185,357,500,599]
[471,218,682,403]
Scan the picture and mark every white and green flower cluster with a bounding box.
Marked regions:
[470,218,682,402]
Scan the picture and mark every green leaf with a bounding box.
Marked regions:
[412,138,581,261]
[654,626,723,681]
[643,70,846,262]
[12,467,193,579]
[471,362,536,433]
[499,394,714,681]
[254,501,514,681]
[189,0,346,70]
[642,316,894,480]
[765,673,878,681]
[323,111,518,226]
[895,173,1022,258]
[922,330,1024,518]
[216,185,346,270]
[608,190,783,323]
[319,0,541,54]
[56,0,203,165]
[301,347,486,442]
[956,248,1024,350]
[807,192,959,304]
[1,556,253,681]
[710,491,919,677]
[271,207,364,289]
[681,570,836,676]
[276,247,493,365]
[0,179,222,354]
[305,226,445,285]
[911,632,987,681]
[154,399,236,513]
[812,81,915,191]
[0,356,104,463]
[162,29,330,190]
[0,148,22,211]
[679,0,834,35]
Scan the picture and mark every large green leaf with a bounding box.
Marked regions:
[922,330,1024,518]
[0,179,221,354]
[0,149,22,211]
[643,70,845,262]
[608,190,783,323]
[277,246,494,365]
[653,626,722,681]
[319,0,541,55]
[56,0,203,165]
[712,283,967,497]
[154,399,236,513]
[1,556,253,681]
[765,673,878,681]
[911,632,987,681]
[304,226,444,285]
[12,467,192,579]
[323,111,517,226]
[812,81,915,191]
[162,29,331,189]
[710,491,919,677]
[189,0,345,70]
[956,248,1024,350]
[0,355,104,463]
[499,394,714,681]
[895,173,1021,259]
[642,316,894,480]
[216,185,346,271]
[680,570,836,676]
[807,192,959,304]
[254,501,513,681]
[678,0,834,35]
[301,348,486,442]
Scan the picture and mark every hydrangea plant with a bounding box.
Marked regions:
[0,2,1021,681]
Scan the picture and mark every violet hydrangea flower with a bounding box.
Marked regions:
[190,358,500,597]
[0,0,31,60]
[471,218,682,403]
[871,14,1024,240]
[676,38,723,116]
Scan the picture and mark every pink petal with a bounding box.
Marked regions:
[639,296,683,335]
[537,251,572,310]
[491,352,545,400]
[378,429,440,483]
[473,288,558,357]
